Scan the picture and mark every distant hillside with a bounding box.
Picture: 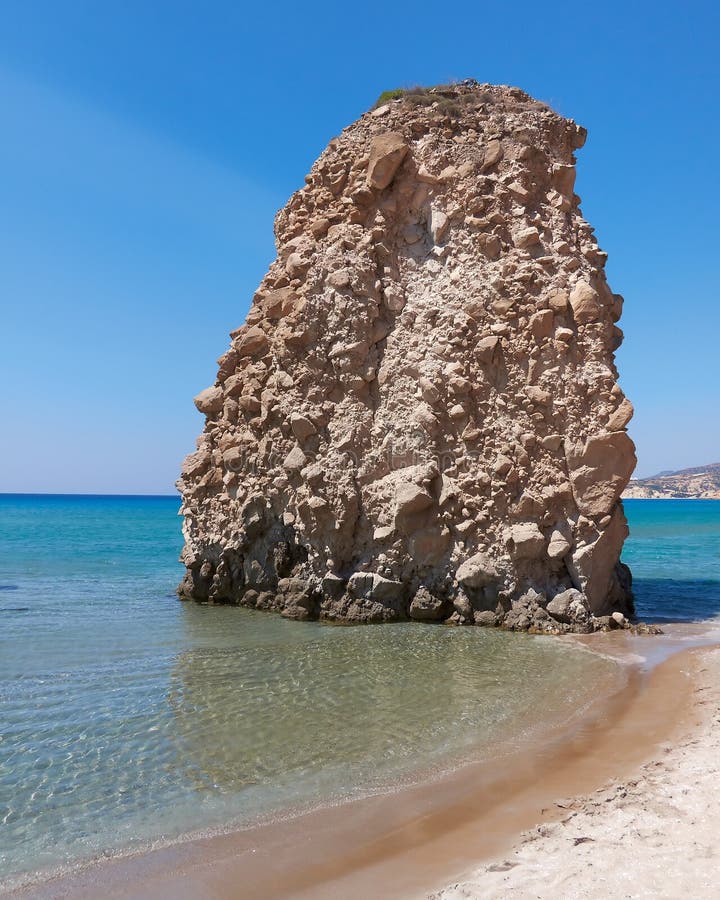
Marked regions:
[623,463,720,499]
[649,462,720,478]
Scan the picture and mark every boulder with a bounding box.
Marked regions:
[456,552,497,588]
[514,226,541,249]
[366,132,409,189]
[395,483,434,518]
[546,588,588,625]
[510,523,546,559]
[429,208,449,243]
[453,593,473,619]
[547,526,572,560]
[348,572,403,603]
[476,335,500,363]
[477,233,501,259]
[235,325,269,357]
[569,280,601,324]
[180,449,210,479]
[551,163,576,195]
[409,587,446,621]
[347,572,374,597]
[567,505,630,614]
[369,575,404,602]
[321,572,345,599]
[607,398,634,431]
[222,446,243,470]
[193,386,223,415]
[277,577,318,621]
[530,310,554,339]
[566,432,637,517]
[283,445,308,472]
[482,139,503,170]
[547,290,569,313]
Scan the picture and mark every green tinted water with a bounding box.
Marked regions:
[1,496,718,885]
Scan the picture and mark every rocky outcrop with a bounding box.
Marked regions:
[177,82,637,634]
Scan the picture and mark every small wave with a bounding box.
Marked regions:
[0,584,19,591]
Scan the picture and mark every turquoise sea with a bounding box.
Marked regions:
[0,495,718,886]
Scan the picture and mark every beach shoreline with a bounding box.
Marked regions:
[6,629,718,900]
[433,642,720,899]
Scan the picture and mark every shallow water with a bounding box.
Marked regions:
[0,495,718,885]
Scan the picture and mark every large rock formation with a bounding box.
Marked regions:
[177,83,637,634]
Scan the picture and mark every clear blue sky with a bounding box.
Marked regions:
[1,0,718,493]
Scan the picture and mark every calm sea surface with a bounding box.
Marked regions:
[0,495,718,885]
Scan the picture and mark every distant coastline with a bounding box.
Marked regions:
[623,463,720,501]
[623,491,720,500]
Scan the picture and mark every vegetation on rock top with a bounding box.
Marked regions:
[373,81,486,118]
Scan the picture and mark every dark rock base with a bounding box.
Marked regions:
[177,558,649,635]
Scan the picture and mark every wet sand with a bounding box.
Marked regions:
[435,643,720,899]
[7,629,717,900]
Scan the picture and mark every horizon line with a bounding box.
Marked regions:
[0,491,180,498]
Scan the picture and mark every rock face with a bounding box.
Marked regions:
[177,83,637,634]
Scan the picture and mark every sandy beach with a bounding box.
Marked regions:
[433,645,720,900]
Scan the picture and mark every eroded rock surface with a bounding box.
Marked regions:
[177,83,637,634]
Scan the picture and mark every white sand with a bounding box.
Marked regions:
[432,648,720,900]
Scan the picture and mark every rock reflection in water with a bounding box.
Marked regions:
[167,604,616,808]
